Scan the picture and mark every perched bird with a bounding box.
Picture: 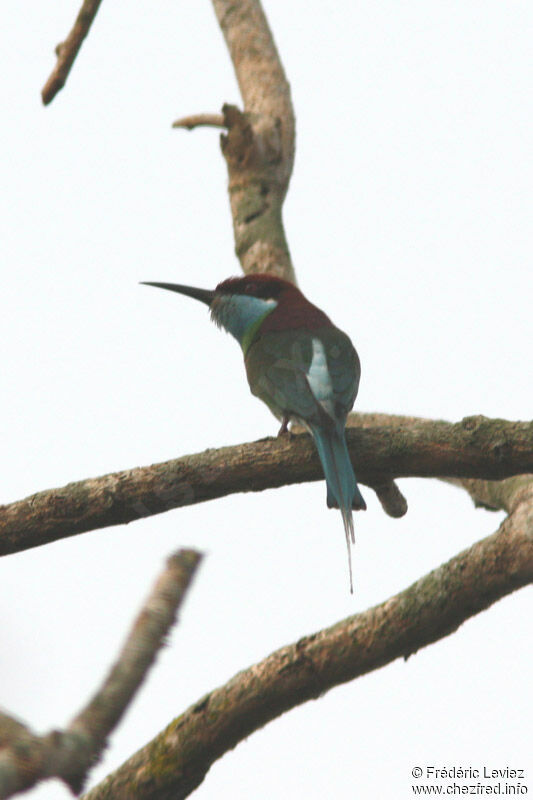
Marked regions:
[142,274,366,591]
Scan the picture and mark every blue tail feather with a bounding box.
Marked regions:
[311,425,366,593]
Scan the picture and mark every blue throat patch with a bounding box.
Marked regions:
[212,295,277,352]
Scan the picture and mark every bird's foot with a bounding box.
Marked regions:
[277,416,291,437]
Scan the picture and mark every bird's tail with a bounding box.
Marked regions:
[310,425,366,593]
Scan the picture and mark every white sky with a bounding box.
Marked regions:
[1,1,531,798]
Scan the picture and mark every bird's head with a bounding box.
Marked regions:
[141,274,299,350]
[141,274,292,305]
[142,273,333,351]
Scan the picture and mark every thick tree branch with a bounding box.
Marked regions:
[348,412,533,514]
[175,0,296,279]
[41,0,103,105]
[0,549,201,798]
[174,0,295,276]
[1,414,531,557]
[82,508,533,800]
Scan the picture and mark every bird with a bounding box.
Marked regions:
[141,274,366,592]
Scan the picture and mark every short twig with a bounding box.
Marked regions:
[371,481,408,518]
[172,113,226,130]
[41,0,104,105]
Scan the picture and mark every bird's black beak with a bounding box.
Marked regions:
[140,281,215,306]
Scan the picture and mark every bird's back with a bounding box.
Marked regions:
[245,325,360,428]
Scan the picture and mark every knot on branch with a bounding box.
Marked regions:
[461,415,485,432]
[221,104,255,169]
[460,415,532,474]
[220,104,282,174]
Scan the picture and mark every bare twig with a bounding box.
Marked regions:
[41,0,104,105]
[0,550,201,798]
[371,480,408,518]
[172,113,226,130]
[1,414,531,557]
[82,509,533,800]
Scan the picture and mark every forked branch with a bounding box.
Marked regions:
[0,550,201,798]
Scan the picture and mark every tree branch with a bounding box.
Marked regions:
[1,414,531,557]
[82,507,533,800]
[0,549,201,798]
[173,0,295,277]
[41,0,104,105]
[203,0,296,279]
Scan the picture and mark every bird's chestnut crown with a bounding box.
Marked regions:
[216,274,293,300]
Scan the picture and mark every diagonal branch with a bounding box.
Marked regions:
[0,549,201,798]
[82,507,533,800]
[1,414,532,557]
[41,0,104,105]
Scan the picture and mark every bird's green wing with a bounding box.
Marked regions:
[244,327,359,425]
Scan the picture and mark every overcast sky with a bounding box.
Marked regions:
[1,1,531,798]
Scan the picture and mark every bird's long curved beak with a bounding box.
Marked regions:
[140,281,215,306]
